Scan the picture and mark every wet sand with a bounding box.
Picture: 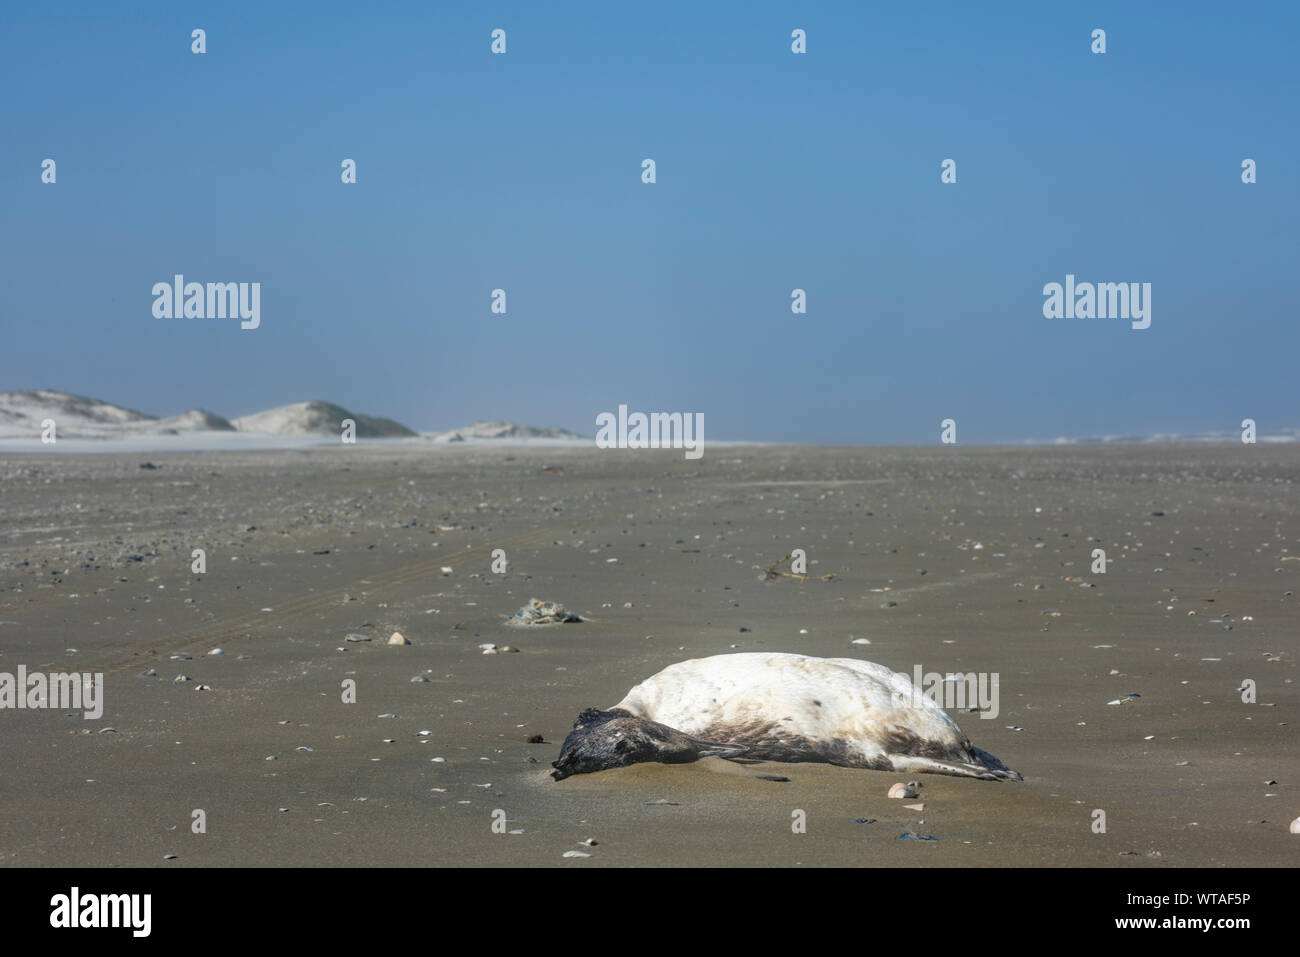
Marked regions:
[0,443,1295,866]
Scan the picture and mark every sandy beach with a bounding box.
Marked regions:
[0,442,1294,867]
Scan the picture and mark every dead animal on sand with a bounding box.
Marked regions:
[552,652,1021,782]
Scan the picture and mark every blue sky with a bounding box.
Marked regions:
[2,1,1296,443]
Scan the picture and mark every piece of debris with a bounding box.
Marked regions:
[508,599,582,625]
[760,551,834,582]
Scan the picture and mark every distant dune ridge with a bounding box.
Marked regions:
[0,390,578,442]
[0,389,235,438]
[230,401,416,438]
[2,390,1292,444]
[423,420,586,443]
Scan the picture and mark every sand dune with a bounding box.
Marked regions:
[0,390,233,438]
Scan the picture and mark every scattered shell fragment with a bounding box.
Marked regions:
[344,634,371,642]
[562,850,591,858]
[207,648,223,656]
[1290,818,1300,834]
[888,783,918,799]
[387,632,409,645]
[904,803,926,811]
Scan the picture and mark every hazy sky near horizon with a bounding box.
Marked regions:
[3,2,1297,443]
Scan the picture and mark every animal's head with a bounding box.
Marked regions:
[551,708,745,780]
